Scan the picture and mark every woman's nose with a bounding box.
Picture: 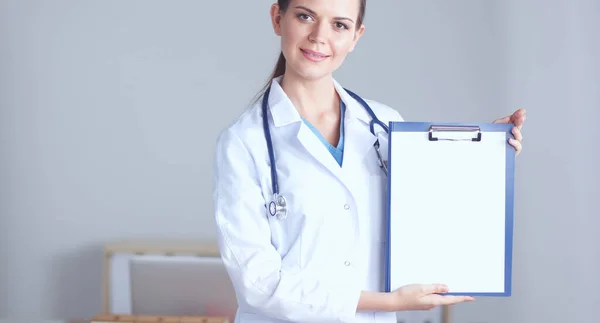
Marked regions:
[308,22,330,44]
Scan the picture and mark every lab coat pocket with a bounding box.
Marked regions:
[296,186,333,270]
[265,184,328,271]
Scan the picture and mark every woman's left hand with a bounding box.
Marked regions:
[493,109,526,157]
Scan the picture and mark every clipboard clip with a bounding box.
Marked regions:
[428,125,482,142]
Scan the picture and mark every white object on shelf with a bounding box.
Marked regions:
[103,240,236,320]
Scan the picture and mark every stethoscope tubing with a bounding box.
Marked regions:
[261,86,388,219]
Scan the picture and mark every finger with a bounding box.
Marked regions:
[494,109,527,126]
[512,108,526,118]
[421,284,449,295]
[512,115,526,129]
[437,295,475,305]
[512,126,523,142]
[509,138,522,156]
[512,109,526,126]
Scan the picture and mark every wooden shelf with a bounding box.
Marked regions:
[102,240,222,314]
[90,314,229,323]
[104,240,220,257]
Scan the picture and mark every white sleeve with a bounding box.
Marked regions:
[212,128,362,322]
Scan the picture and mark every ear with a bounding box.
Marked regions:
[270,4,283,36]
[348,24,366,53]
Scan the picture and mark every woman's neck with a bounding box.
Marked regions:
[280,71,338,118]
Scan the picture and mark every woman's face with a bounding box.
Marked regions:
[270,0,364,81]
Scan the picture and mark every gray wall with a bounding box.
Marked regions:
[1,0,598,322]
[454,0,600,322]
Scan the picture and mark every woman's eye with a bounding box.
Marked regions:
[298,13,312,21]
[335,22,348,30]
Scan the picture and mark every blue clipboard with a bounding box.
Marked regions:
[384,122,516,297]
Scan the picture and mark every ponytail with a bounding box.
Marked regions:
[253,52,287,104]
[271,52,287,80]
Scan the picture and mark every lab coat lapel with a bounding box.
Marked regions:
[296,101,377,197]
[267,77,378,196]
[342,108,378,174]
[296,124,346,181]
[336,83,379,193]
[267,78,346,185]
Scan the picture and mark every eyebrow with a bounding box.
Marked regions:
[294,5,355,23]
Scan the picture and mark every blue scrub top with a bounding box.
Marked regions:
[301,99,346,166]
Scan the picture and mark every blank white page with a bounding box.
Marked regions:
[388,126,510,295]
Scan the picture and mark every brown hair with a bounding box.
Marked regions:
[254,0,367,102]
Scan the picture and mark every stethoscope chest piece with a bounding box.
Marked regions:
[268,193,287,219]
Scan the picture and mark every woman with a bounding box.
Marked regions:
[212,1,526,322]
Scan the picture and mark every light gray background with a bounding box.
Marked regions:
[1,0,598,322]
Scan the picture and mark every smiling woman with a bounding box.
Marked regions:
[212,0,526,322]
[265,0,366,82]
[260,0,369,148]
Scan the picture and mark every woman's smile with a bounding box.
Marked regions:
[300,48,331,62]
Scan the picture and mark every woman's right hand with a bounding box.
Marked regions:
[387,284,475,311]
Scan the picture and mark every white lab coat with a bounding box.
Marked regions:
[212,76,403,323]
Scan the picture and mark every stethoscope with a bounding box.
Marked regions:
[261,86,389,220]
